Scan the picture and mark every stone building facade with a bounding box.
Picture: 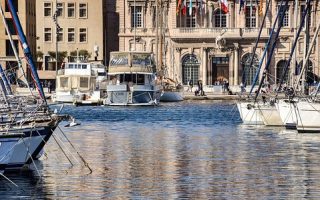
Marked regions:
[117,0,320,87]
[0,0,36,83]
[36,0,105,81]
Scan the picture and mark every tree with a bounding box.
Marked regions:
[70,49,91,61]
[36,51,44,61]
[48,51,68,62]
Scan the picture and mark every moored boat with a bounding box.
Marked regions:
[104,52,162,106]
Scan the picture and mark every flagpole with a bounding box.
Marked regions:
[220,1,222,27]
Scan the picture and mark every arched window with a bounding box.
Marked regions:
[182,54,200,85]
[242,53,259,86]
[276,60,289,84]
[214,9,227,28]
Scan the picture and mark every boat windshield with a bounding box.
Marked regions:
[110,54,129,66]
[132,54,152,67]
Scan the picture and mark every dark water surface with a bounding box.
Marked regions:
[1,101,320,199]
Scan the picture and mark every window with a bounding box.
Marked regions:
[67,3,75,18]
[186,7,196,27]
[60,77,69,88]
[182,54,200,85]
[214,9,227,28]
[5,40,19,56]
[5,18,16,35]
[5,0,18,12]
[44,2,52,17]
[245,5,256,28]
[56,3,64,17]
[79,28,87,43]
[80,77,89,88]
[278,5,289,27]
[68,28,75,42]
[131,6,143,28]
[57,28,63,42]
[242,53,259,86]
[79,3,87,18]
[44,28,52,42]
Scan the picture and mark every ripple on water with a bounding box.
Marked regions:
[1,101,320,199]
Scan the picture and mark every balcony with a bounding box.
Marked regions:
[240,28,270,39]
[170,28,241,41]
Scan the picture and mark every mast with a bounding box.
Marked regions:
[248,0,283,95]
[5,0,47,103]
[159,0,163,72]
[302,0,311,95]
[254,0,290,102]
[156,0,159,66]
[0,4,31,94]
[276,0,312,98]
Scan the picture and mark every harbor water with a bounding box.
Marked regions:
[1,101,320,199]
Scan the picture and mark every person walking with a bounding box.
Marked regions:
[47,80,52,93]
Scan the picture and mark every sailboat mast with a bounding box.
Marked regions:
[5,0,47,103]
[156,0,159,66]
[159,0,163,71]
[302,0,311,95]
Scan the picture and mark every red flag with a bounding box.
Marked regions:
[182,0,187,15]
[220,0,229,13]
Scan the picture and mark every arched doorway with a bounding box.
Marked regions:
[241,53,259,86]
[276,60,289,84]
[182,54,200,85]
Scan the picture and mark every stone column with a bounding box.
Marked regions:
[234,43,239,85]
[202,47,207,85]
[176,47,182,83]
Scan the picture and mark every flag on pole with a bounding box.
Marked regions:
[259,0,264,16]
[239,0,245,13]
[189,0,193,16]
[195,0,199,15]
[220,0,229,13]
[176,0,182,15]
[200,0,203,15]
[182,0,187,15]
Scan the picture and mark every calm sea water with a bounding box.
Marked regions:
[1,101,320,199]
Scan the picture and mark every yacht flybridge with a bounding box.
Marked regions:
[53,62,107,105]
[104,52,162,106]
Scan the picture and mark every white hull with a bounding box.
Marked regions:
[53,91,101,104]
[5,127,54,171]
[160,90,184,102]
[276,100,298,128]
[256,104,283,126]
[295,101,320,132]
[0,137,20,172]
[237,102,264,125]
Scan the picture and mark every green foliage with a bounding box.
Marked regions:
[70,49,91,60]
[48,51,68,62]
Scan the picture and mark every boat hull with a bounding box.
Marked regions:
[256,104,283,126]
[4,126,55,171]
[160,91,184,102]
[276,100,298,129]
[0,136,20,172]
[237,102,264,125]
[295,101,320,133]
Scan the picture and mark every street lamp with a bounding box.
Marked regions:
[52,1,61,74]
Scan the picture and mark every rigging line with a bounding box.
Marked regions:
[51,132,74,166]
[52,131,81,165]
[249,0,286,96]
[276,0,313,98]
[56,126,93,173]
[242,0,271,87]
[0,172,19,188]
[254,0,290,103]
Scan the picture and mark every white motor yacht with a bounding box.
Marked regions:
[104,52,162,106]
[53,62,106,105]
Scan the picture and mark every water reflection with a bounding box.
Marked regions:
[1,102,320,199]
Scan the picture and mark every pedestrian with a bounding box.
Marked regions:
[189,79,193,92]
[47,80,52,93]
